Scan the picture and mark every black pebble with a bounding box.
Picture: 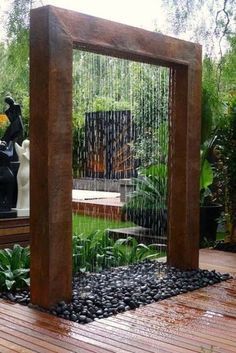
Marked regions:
[0,259,231,326]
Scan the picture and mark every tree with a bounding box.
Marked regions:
[0,1,41,136]
[220,35,236,93]
[162,0,235,58]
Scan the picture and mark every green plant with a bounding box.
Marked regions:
[200,135,217,205]
[72,231,160,273]
[111,236,160,265]
[132,121,169,169]
[72,230,115,273]
[124,163,167,211]
[200,85,222,206]
[0,244,30,291]
[219,98,236,242]
[122,163,168,234]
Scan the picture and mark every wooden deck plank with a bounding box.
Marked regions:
[87,318,231,353]
[0,302,115,353]
[1,304,150,353]
[199,249,236,274]
[0,342,18,353]
[0,338,33,353]
[107,312,236,351]
[107,303,236,339]
[0,217,30,249]
[0,306,94,353]
[92,309,236,353]
[0,249,235,352]
[0,309,139,353]
[0,328,51,353]
[0,318,75,353]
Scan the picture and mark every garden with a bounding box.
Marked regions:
[0,0,235,334]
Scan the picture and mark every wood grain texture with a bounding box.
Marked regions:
[30,5,201,307]
[0,250,235,352]
[30,6,72,308]
[0,217,30,249]
[52,6,200,67]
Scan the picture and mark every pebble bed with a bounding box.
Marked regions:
[0,260,231,324]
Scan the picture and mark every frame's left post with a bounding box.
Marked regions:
[30,6,73,308]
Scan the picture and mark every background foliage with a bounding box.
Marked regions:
[0,0,235,238]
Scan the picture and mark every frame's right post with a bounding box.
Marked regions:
[168,55,202,269]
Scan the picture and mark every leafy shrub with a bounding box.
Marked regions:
[0,245,30,291]
[124,164,167,211]
[72,230,115,273]
[111,236,160,266]
[72,231,160,273]
[122,164,168,235]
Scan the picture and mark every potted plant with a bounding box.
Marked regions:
[123,120,168,236]
[123,163,168,236]
[217,98,236,246]
[199,85,224,244]
[200,135,222,243]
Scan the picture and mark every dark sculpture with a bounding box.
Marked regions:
[0,143,17,218]
[0,97,24,216]
[3,96,24,158]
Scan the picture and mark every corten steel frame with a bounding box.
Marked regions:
[30,5,202,308]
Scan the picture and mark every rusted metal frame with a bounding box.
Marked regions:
[30,5,201,307]
[54,6,196,67]
[168,62,202,269]
[30,6,73,308]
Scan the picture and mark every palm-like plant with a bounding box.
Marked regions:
[200,135,217,205]
[123,164,168,234]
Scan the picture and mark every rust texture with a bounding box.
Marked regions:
[30,5,202,306]
[30,6,73,308]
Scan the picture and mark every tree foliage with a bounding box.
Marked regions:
[0,0,33,136]
[6,0,31,41]
[0,0,235,183]
[162,0,236,58]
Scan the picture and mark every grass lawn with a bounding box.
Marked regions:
[73,214,135,235]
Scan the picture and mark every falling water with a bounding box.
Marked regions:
[72,50,170,272]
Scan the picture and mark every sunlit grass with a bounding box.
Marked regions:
[73,214,135,235]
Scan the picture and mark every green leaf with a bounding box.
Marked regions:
[79,267,87,273]
[13,268,30,277]
[11,244,22,271]
[5,279,15,291]
[0,251,10,268]
[21,277,30,287]
[200,159,213,191]
[4,248,13,259]
[3,270,14,280]
[143,253,160,260]
[141,164,167,178]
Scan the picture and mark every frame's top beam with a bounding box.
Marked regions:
[31,5,201,68]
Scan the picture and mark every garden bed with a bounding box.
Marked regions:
[0,259,231,325]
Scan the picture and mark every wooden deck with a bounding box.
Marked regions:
[0,217,30,249]
[0,249,235,352]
